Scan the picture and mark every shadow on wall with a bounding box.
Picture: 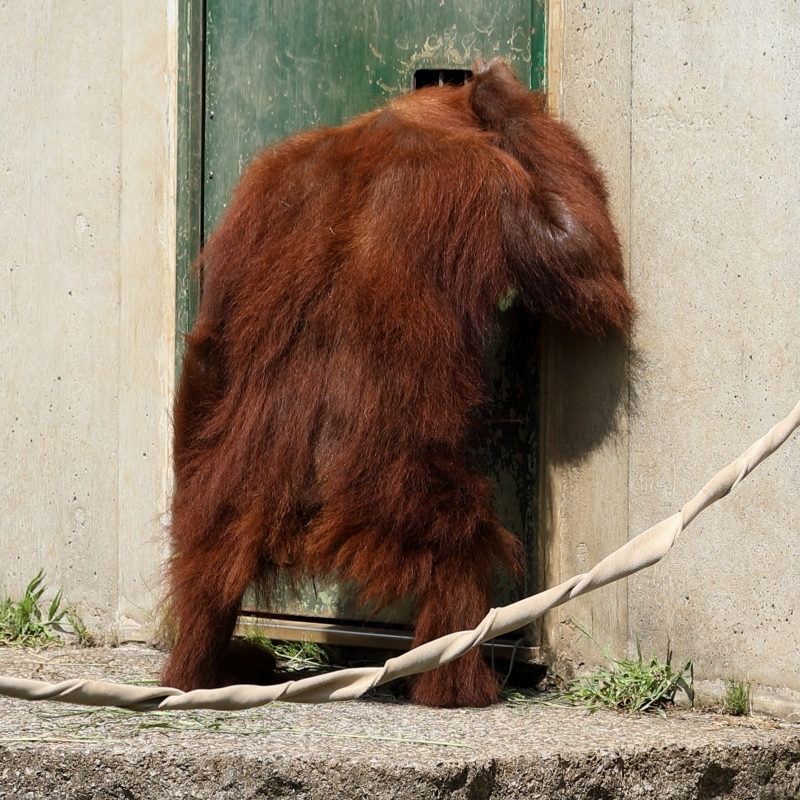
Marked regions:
[543,323,641,466]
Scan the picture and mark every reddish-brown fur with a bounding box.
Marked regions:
[162,60,633,707]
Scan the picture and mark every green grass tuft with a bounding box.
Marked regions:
[242,629,272,651]
[722,678,751,716]
[560,622,693,716]
[66,607,97,647]
[0,570,68,646]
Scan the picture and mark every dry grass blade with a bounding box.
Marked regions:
[27,705,470,747]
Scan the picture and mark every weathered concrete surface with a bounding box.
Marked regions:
[1,648,799,799]
[625,1,800,691]
[0,2,176,638]
[543,0,800,693]
[538,0,634,664]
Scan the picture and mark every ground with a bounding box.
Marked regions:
[0,646,798,799]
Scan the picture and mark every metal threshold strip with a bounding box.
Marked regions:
[237,615,540,663]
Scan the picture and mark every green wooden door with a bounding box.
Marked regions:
[181,0,545,625]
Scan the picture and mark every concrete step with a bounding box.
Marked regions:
[0,647,798,799]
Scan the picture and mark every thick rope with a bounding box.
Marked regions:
[1,400,798,711]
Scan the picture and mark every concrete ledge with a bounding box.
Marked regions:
[1,647,799,799]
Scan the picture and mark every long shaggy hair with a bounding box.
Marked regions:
[162,58,632,707]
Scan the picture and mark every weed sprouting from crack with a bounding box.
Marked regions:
[723,677,752,716]
[0,570,67,646]
[559,619,694,716]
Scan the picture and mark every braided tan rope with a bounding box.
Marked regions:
[2,400,798,712]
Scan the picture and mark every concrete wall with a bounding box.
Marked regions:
[539,0,634,672]
[0,2,177,639]
[547,0,800,695]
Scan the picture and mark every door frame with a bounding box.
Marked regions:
[173,0,549,662]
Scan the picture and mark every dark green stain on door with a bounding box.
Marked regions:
[181,0,546,623]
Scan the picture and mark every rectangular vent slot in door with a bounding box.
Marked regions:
[412,69,472,89]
